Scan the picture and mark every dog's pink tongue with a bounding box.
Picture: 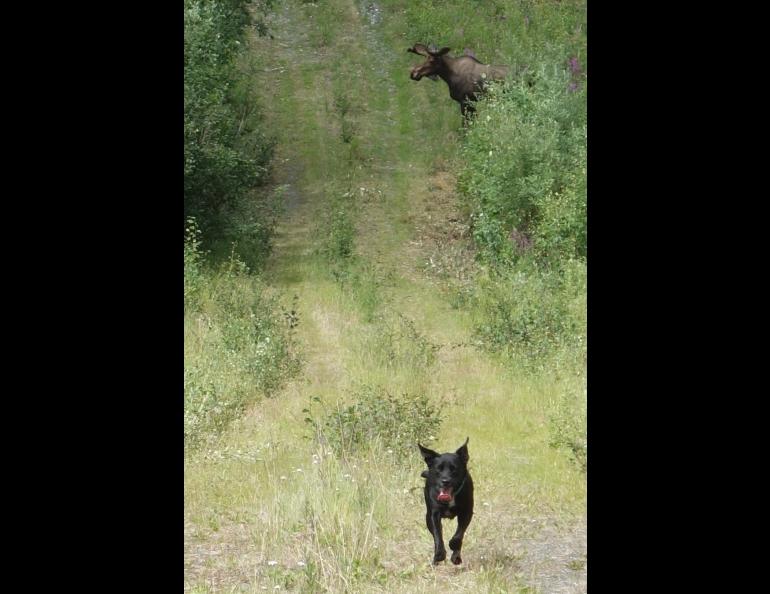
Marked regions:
[437,488,452,502]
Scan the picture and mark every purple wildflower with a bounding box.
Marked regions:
[568,57,582,76]
[510,228,533,252]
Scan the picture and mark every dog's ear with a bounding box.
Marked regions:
[455,437,469,464]
[418,443,440,465]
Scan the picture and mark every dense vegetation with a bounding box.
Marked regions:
[184,218,302,451]
[184,0,301,452]
[184,0,278,266]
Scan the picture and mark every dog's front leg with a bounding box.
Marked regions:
[430,510,446,564]
[449,510,473,565]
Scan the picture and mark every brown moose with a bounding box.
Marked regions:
[407,43,509,118]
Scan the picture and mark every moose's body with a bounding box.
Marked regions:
[408,44,509,117]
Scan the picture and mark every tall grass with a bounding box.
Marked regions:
[184,224,302,452]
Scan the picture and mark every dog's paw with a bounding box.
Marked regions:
[433,550,447,564]
[451,551,462,565]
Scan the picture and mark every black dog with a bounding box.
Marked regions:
[418,438,474,565]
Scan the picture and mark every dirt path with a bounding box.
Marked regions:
[185,1,586,592]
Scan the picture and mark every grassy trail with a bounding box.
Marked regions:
[185,1,586,592]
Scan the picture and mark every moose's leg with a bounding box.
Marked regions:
[460,100,476,124]
[429,510,447,564]
[449,509,473,565]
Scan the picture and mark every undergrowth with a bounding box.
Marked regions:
[184,223,302,452]
[304,384,442,459]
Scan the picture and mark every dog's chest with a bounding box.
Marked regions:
[440,501,458,519]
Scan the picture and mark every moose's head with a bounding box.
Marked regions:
[407,44,450,81]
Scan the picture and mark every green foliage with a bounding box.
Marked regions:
[549,382,587,472]
[459,75,586,268]
[367,312,440,371]
[184,0,275,244]
[318,188,357,270]
[348,263,384,323]
[184,217,205,308]
[214,261,303,396]
[209,183,286,272]
[303,385,442,458]
[184,248,302,452]
[184,360,248,451]
[473,260,586,366]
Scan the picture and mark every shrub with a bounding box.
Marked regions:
[549,382,587,472]
[184,250,302,452]
[184,0,275,242]
[212,256,303,397]
[304,385,442,458]
[210,183,285,272]
[184,217,205,308]
[184,360,248,450]
[473,260,586,366]
[367,312,441,371]
[459,73,586,268]
[319,189,357,265]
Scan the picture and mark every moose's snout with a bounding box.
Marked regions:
[410,67,423,81]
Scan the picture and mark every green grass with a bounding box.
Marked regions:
[185,0,586,592]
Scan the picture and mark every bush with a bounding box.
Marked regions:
[213,262,303,396]
[184,360,248,450]
[367,312,440,371]
[459,74,586,268]
[318,189,357,266]
[549,382,587,472]
[210,182,285,272]
[304,385,442,458]
[184,217,205,308]
[184,249,302,452]
[184,0,275,242]
[473,260,586,366]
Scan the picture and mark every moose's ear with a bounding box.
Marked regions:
[455,437,469,463]
[434,47,451,56]
[418,443,440,465]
